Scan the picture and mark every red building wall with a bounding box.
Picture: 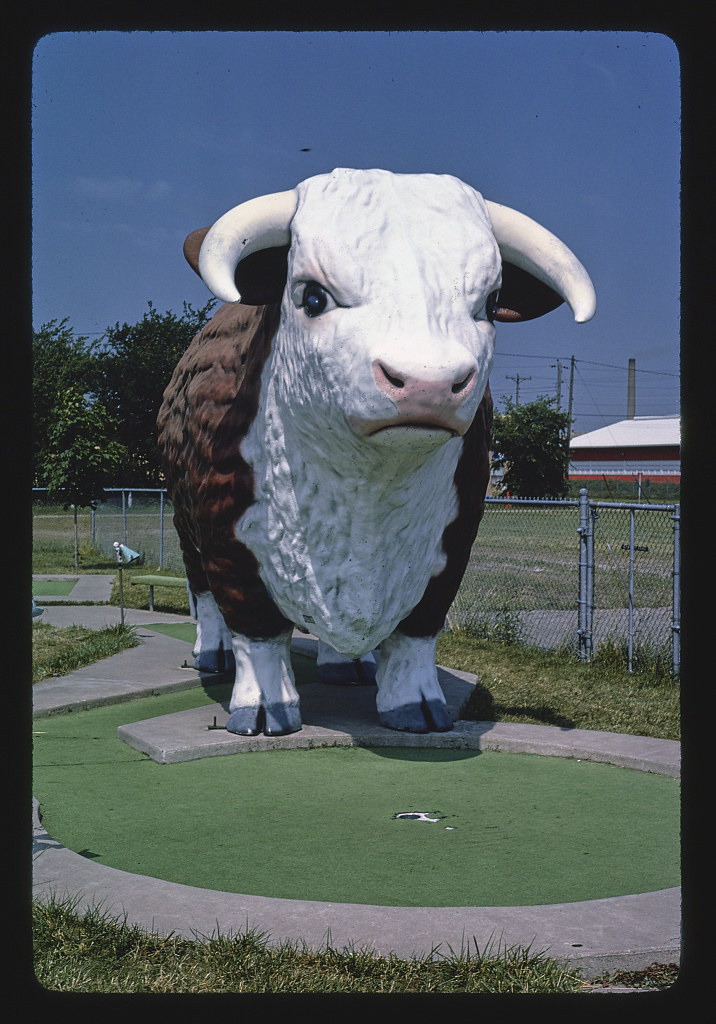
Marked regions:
[569,444,680,482]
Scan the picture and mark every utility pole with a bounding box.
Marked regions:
[551,360,563,411]
[566,355,575,446]
[506,373,531,406]
[627,358,636,419]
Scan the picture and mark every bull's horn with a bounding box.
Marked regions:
[486,201,596,323]
[198,190,298,303]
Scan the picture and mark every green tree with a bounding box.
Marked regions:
[92,300,215,485]
[32,320,99,484]
[42,386,128,568]
[491,395,572,498]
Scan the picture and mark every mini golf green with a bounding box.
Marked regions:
[32,579,78,596]
[141,622,197,642]
[33,685,680,908]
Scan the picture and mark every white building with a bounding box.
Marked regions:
[569,415,680,483]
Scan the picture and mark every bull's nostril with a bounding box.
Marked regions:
[451,371,474,394]
[380,364,405,389]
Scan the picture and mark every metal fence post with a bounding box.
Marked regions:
[577,488,595,661]
[159,489,165,568]
[671,505,680,676]
[627,508,635,672]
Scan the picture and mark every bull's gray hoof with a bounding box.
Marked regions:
[194,648,235,675]
[317,660,376,685]
[225,704,302,737]
[357,658,377,683]
[264,702,302,736]
[378,699,453,734]
[225,707,262,735]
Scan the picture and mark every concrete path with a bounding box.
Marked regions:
[31,576,682,980]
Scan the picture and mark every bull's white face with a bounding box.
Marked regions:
[273,169,500,455]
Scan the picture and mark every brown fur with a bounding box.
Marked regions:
[158,300,292,638]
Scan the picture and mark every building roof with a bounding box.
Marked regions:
[570,415,680,450]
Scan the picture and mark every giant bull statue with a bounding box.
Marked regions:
[157,168,595,736]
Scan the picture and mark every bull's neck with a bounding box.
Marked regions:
[237,371,463,651]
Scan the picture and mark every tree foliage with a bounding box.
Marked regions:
[41,386,129,568]
[491,395,572,498]
[32,319,99,482]
[43,386,127,507]
[91,300,216,485]
[33,300,216,488]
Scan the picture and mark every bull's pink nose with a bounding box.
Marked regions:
[372,359,476,406]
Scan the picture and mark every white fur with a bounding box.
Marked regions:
[317,640,376,672]
[238,388,463,657]
[193,591,233,661]
[228,631,297,714]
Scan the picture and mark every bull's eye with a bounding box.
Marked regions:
[473,289,500,324]
[301,282,330,317]
[486,290,500,324]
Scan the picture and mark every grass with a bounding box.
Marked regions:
[31,622,140,684]
[31,537,118,574]
[438,627,679,741]
[32,893,586,994]
[454,503,676,614]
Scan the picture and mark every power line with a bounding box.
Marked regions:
[498,351,679,378]
[572,358,679,377]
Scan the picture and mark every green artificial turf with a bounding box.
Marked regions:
[33,689,680,907]
[32,579,78,596]
[142,622,197,643]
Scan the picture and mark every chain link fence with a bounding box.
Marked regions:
[32,487,185,575]
[33,486,680,674]
[449,491,680,673]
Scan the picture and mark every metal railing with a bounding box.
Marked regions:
[33,486,680,673]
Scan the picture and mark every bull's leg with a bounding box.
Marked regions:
[316,640,377,684]
[226,629,301,736]
[374,630,453,733]
[191,589,236,674]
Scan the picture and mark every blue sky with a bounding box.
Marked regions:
[31,30,681,434]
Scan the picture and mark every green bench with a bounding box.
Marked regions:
[129,574,188,612]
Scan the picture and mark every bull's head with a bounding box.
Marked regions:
[185,168,595,453]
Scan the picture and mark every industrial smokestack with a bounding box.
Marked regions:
[627,358,636,419]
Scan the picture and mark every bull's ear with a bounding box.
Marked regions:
[232,244,289,305]
[184,229,287,305]
[493,262,565,323]
[184,228,210,276]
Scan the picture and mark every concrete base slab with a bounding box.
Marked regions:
[117,653,680,777]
